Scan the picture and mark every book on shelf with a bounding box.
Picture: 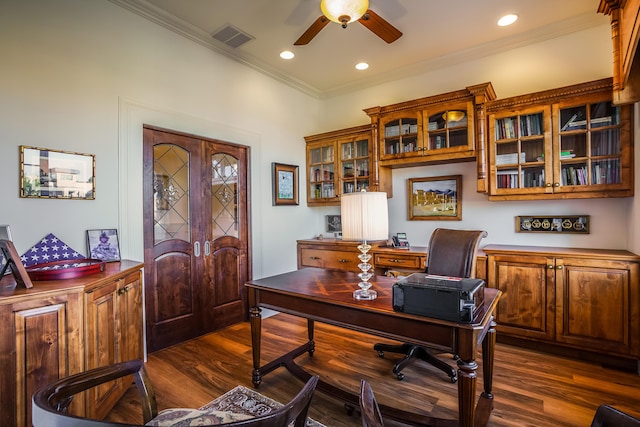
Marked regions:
[496,152,526,165]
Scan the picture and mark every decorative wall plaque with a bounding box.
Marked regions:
[516,215,589,234]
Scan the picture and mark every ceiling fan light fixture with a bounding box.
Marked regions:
[320,0,369,27]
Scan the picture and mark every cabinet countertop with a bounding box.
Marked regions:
[0,259,144,301]
[483,244,640,260]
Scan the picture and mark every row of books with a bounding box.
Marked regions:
[310,168,334,182]
[495,114,543,140]
[561,166,588,186]
[592,160,621,184]
[385,123,418,137]
[496,169,545,189]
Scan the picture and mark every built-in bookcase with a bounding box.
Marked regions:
[487,78,633,200]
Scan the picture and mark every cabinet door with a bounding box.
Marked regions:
[85,281,121,420]
[556,257,640,356]
[423,101,474,154]
[2,293,83,427]
[553,97,633,195]
[379,112,422,160]
[488,105,553,196]
[118,271,144,362]
[339,133,371,195]
[307,140,337,204]
[489,254,555,340]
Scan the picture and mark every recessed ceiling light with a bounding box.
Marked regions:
[280,50,295,60]
[355,62,369,70]
[498,14,518,27]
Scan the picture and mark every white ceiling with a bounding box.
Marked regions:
[112,0,608,98]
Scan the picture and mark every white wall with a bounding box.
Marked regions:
[317,24,639,251]
[1,0,319,279]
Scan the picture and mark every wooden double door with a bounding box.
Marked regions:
[143,125,250,352]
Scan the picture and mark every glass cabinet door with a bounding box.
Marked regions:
[340,136,370,194]
[424,103,473,153]
[555,100,623,191]
[490,106,551,193]
[380,114,420,159]
[308,144,335,201]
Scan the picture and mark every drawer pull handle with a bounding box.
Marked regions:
[339,259,349,263]
[390,259,400,263]
[310,256,320,260]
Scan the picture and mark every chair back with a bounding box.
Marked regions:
[359,380,384,427]
[33,359,319,427]
[590,404,640,427]
[425,228,487,278]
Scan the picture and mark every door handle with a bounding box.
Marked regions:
[204,240,211,256]
[194,241,201,257]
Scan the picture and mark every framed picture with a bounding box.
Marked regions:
[86,229,121,262]
[20,146,95,199]
[0,225,12,275]
[0,240,33,288]
[408,175,462,220]
[326,215,342,232]
[272,163,299,206]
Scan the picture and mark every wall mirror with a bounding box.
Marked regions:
[20,146,95,199]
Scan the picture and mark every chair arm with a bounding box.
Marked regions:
[32,359,158,425]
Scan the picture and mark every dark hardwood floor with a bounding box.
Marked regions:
[108,313,640,426]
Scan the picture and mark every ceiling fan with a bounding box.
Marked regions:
[294,0,402,46]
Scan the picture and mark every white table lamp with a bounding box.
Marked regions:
[341,191,389,300]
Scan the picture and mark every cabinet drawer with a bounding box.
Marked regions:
[299,248,360,271]
[374,253,424,269]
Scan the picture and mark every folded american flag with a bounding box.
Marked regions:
[20,233,85,267]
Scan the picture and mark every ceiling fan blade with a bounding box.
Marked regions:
[358,9,402,44]
[294,16,330,45]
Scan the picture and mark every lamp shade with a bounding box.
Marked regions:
[320,0,369,25]
[341,191,389,241]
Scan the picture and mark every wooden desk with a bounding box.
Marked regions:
[246,267,501,427]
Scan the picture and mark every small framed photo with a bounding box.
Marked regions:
[272,163,299,206]
[408,175,462,220]
[326,215,342,232]
[87,229,121,262]
[0,225,12,275]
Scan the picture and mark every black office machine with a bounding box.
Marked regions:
[392,273,484,322]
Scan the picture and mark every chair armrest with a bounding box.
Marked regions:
[33,359,158,425]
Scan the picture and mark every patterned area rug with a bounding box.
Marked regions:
[200,385,326,427]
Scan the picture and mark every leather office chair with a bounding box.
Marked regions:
[374,228,487,382]
[32,359,319,427]
[590,404,640,427]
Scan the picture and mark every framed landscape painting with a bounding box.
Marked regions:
[408,175,462,220]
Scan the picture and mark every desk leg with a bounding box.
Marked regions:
[457,358,477,427]
[250,305,262,387]
[307,319,315,356]
[482,319,497,398]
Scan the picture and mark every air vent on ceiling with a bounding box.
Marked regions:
[211,24,254,48]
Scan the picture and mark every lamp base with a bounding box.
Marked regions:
[353,288,377,300]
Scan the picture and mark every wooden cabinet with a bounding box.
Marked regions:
[364,83,496,178]
[297,239,487,279]
[484,245,640,367]
[0,289,84,427]
[84,268,143,419]
[486,78,634,200]
[304,124,391,206]
[0,260,143,427]
[297,239,388,273]
[599,0,640,104]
